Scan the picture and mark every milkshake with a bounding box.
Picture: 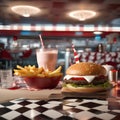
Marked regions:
[36,48,58,71]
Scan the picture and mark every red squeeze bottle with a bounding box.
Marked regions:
[109,69,118,85]
[116,81,120,97]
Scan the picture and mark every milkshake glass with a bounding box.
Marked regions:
[36,48,58,71]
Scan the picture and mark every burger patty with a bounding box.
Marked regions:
[63,76,108,85]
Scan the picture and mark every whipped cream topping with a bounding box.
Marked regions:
[64,75,96,83]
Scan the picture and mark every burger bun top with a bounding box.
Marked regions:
[66,62,106,76]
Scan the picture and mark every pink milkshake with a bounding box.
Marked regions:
[36,48,58,71]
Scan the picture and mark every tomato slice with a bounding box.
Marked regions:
[72,77,85,81]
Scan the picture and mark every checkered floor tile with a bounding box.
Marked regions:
[0,98,119,120]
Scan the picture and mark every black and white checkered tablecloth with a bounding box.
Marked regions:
[0,98,119,120]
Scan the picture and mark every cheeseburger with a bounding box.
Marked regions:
[62,62,111,93]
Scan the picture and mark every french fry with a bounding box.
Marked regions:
[14,65,62,78]
[16,65,25,70]
[48,66,62,76]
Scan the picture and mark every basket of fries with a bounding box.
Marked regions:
[14,65,63,89]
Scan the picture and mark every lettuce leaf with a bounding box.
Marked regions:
[63,81,112,88]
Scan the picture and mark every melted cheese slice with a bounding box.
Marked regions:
[64,75,96,83]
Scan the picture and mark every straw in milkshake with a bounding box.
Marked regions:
[39,34,45,48]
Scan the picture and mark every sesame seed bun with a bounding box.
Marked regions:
[66,62,106,76]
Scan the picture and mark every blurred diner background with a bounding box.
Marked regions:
[0,0,120,77]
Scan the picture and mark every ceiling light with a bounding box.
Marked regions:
[69,10,96,21]
[93,31,102,35]
[11,5,40,17]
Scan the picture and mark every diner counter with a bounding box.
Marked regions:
[0,87,119,103]
[0,88,61,103]
[0,88,120,120]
